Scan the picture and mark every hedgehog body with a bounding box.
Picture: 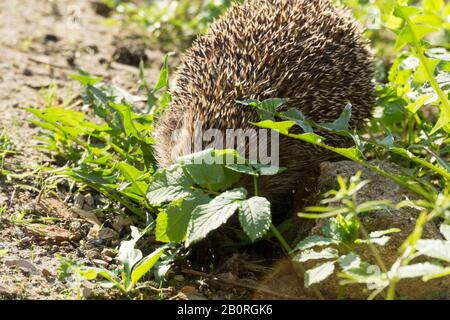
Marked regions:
[154,0,375,205]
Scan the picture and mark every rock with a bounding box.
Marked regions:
[111,216,131,232]
[23,68,33,76]
[113,42,148,67]
[174,275,185,282]
[96,227,119,242]
[81,287,94,299]
[101,248,116,258]
[44,34,60,43]
[39,225,73,243]
[179,286,208,300]
[5,257,39,275]
[91,1,113,17]
[92,259,109,267]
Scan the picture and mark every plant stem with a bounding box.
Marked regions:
[252,174,324,299]
[269,223,292,253]
[387,281,397,300]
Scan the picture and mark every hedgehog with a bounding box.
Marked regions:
[154,0,375,209]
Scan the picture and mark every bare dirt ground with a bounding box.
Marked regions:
[0,0,275,301]
[0,0,167,299]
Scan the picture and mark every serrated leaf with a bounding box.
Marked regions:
[355,236,391,246]
[304,261,335,288]
[294,247,339,263]
[147,185,191,206]
[293,236,337,251]
[394,262,446,279]
[320,103,352,132]
[252,120,296,135]
[440,224,450,241]
[186,188,247,246]
[156,191,211,243]
[281,108,313,133]
[338,253,362,271]
[238,196,272,242]
[416,239,450,262]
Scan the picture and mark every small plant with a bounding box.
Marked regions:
[0,131,15,175]
[91,226,166,294]
[57,255,97,300]
[292,173,399,292]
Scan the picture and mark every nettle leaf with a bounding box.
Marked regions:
[355,236,391,246]
[416,239,450,262]
[226,163,286,176]
[281,108,313,133]
[147,185,191,207]
[252,120,296,135]
[156,191,211,243]
[294,248,339,263]
[293,236,337,251]
[177,149,242,191]
[338,253,362,271]
[150,164,194,189]
[186,188,247,246]
[238,98,287,120]
[304,261,335,288]
[238,196,272,242]
[440,224,450,241]
[355,228,401,246]
[147,165,194,206]
[394,262,447,279]
[320,103,352,132]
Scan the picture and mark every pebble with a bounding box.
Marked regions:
[174,275,185,282]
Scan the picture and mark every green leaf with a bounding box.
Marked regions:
[147,185,191,206]
[413,57,439,84]
[423,0,444,11]
[337,253,362,271]
[186,188,247,246]
[281,108,313,133]
[252,120,296,135]
[117,162,148,198]
[69,73,103,86]
[293,236,337,251]
[150,164,194,189]
[156,191,211,243]
[294,248,339,263]
[177,149,242,190]
[355,236,391,246]
[369,228,401,238]
[130,247,165,289]
[238,196,272,242]
[304,261,335,288]
[154,54,170,92]
[394,262,447,279]
[416,239,450,262]
[238,98,287,121]
[440,224,450,241]
[320,103,352,132]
